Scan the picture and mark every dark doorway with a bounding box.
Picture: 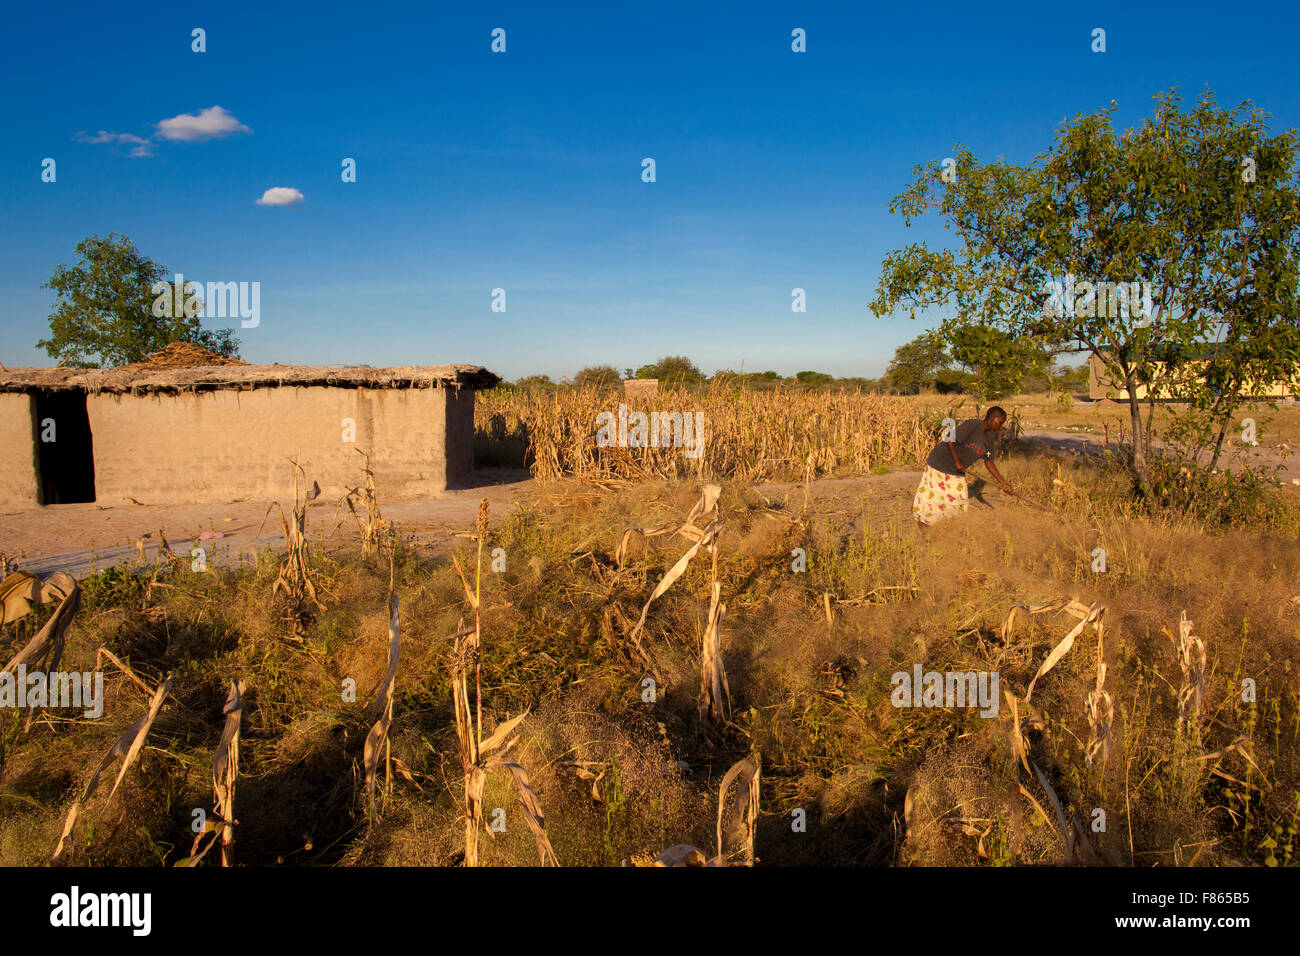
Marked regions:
[34,389,96,504]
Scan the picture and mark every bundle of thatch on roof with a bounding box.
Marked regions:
[130,342,248,369]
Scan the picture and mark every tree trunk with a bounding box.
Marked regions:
[1124,375,1149,492]
[1209,402,1233,472]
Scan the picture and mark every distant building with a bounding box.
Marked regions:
[1087,351,1300,401]
[0,362,499,507]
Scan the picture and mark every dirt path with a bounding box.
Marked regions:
[1,468,536,578]
[3,468,949,580]
[8,425,1290,581]
[1019,427,1300,486]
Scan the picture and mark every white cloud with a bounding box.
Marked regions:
[75,130,116,144]
[255,187,305,206]
[155,105,251,142]
[74,130,154,157]
[74,105,250,157]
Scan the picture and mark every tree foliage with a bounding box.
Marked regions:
[574,365,622,387]
[636,355,705,385]
[885,333,949,394]
[870,89,1300,486]
[948,325,1047,399]
[38,234,240,367]
[794,370,834,386]
[513,374,555,388]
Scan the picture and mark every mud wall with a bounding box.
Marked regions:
[82,385,473,505]
[0,393,40,508]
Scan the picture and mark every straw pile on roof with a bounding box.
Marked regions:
[129,342,248,369]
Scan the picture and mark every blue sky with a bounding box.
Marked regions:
[2,1,1297,380]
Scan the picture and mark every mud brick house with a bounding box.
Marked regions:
[0,361,499,507]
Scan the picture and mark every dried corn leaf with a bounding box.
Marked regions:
[627,519,721,650]
[685,483,723,527]
[0,571,42,625]
[52,675,172,862]
[4,572,79,672]
[698,582,730,724]
[1030,761,1075,864]
[464,764,487,866]
[212,679,244,866]
[1084,646,1114,770]
[1200,735,1267,785]
[649,844,710,867]
[363,593,401,809]
[451,555,481,611]
[559,760,607,802]
[1024,603,1104,704]
[452,665,476,768]
[1005,689,1030,774]
[1168,610,1206,740]
[615,524,677,569]
[490,758,559,866]
[390,756,426,792]
[175,815,227,867]
[716,757,759,865]
[478,711,528,758]
[1002,598,1094,644]
[1017,782,1053,828]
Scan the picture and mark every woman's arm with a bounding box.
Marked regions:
[948,442,965,473]
[986,459,1013,494]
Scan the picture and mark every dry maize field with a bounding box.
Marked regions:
[475,383,943,482]
[2,399,1299,868]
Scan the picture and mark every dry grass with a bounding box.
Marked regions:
[2,428,1299,868]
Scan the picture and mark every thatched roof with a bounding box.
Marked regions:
[0,363,501,395]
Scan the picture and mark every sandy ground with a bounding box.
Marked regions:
[1,468,536,578]
[1019,427,1300,485]
[0,467,1006,580]
[4,429,1293,580]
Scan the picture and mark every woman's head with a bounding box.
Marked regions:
[984,406,1007,431]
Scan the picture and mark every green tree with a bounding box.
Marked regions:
[794,370,834,386]
[837,376,883,391]
[885,333,949,394]
[933,367,972,394]
[38,234,240,367]
[514,374,555,388]
[635,355,705,385]
[948,325,1044,399]
[1056,363,1090,393]
[870,90,1300,488]
[575,364,622,387]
